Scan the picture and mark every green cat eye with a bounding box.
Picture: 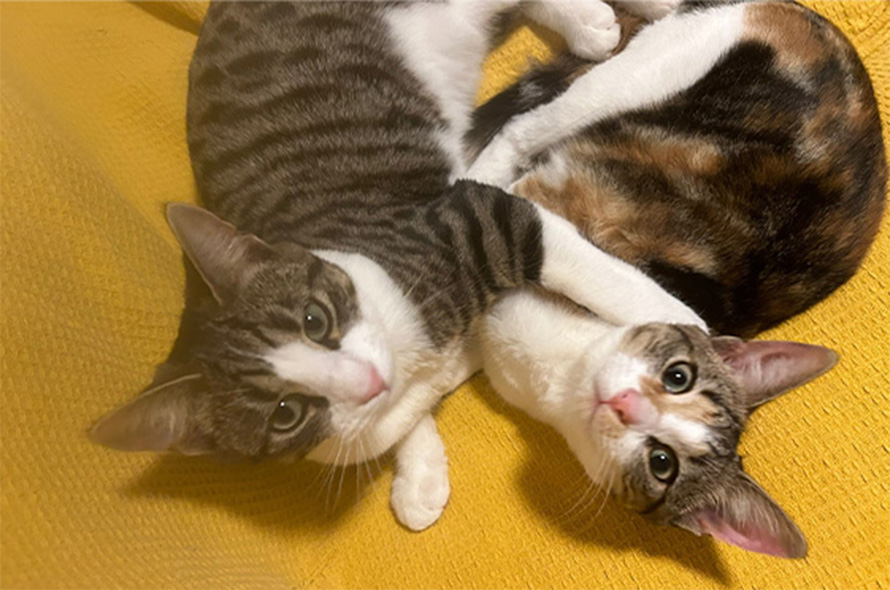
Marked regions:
[303,301,331,342]
[270,395,307,432]
[662,362,696,394]
[648,444,678,484]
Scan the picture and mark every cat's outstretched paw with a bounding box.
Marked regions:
[390,457,450,531]
[390,413,450,532]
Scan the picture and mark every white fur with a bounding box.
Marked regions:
[304,250,438,458]
[595,353,651,401]
[390,414,451,531]
[264,338,382,400]
[536,205,707,329]
[620,0,683,20]
[482,289,712,488]
[522,1,620,62]
[465,4,747,188]
[371,0,649,529]
[658,414,710,447]
[300,251,477,529]
[386,0,624,179]
[385,1,512,178]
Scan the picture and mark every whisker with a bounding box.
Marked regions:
[555,478,597,527]
[335,441,354,507]
[324,438,346,512]
[589,462,617,525]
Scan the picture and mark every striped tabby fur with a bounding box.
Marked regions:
[91,0,705,532]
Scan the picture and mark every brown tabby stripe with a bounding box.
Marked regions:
[187,2,546,347]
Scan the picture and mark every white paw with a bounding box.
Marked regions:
[562,3,620,62]
[622,0,682,21]
[565,21,621,62]
[390,458,451,532]
[465,136,522,189]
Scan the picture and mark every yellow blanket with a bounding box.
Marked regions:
[1,2,887,588]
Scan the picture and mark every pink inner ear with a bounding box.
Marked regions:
[699,511,791,558]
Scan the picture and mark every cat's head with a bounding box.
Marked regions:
[569,324,837,558]
[90,204,393,460]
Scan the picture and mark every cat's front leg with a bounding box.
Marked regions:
[390,413,450,532]
[536,206,708,329]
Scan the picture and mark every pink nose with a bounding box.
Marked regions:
[362,367,387,403]
[606,389,643,425]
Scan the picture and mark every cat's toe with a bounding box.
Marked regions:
[390,464,451,532]
[567,21,621,62]
[622,0,682,21]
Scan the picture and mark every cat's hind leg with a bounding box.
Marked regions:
[466,3,746,188]
[390,413,451,531]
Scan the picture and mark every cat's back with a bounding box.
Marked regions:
[509,1,886,337]
[187,2,449,242]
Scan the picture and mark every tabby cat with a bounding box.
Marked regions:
[89,1,703,532]
[468,0,886,337]
[473,0,884,557]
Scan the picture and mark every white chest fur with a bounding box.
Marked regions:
[306,250,478,463]
[384,1,502,178]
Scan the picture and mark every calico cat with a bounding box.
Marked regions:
[89,0,703,532]
[471,0,883,557]
[481,288,837,559]
[467,1,886,337]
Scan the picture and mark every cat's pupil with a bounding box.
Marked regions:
[648,445,678,483]
[270,396,305,432]
[666,370,686,386]
[305,314,322,331]
[662,362,695,394]
[303,302,330,342]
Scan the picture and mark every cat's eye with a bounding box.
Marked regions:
[270,395,307,432]
[648,444,679,484]
[303,301,331,342]
[662,362,696,394]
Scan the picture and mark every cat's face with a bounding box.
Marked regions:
[90,204,393,459]
[568,324,837,558]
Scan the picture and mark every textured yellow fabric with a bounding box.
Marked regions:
[1,2,888,588]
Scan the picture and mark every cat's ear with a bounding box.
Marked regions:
[166,203,276,305]
[673,472,807,559]
[89,371,209,455]
[711,336,838,409]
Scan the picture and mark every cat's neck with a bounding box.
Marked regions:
[307,249,480,463]
[482,290,627,425]
[482,289,629,486]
